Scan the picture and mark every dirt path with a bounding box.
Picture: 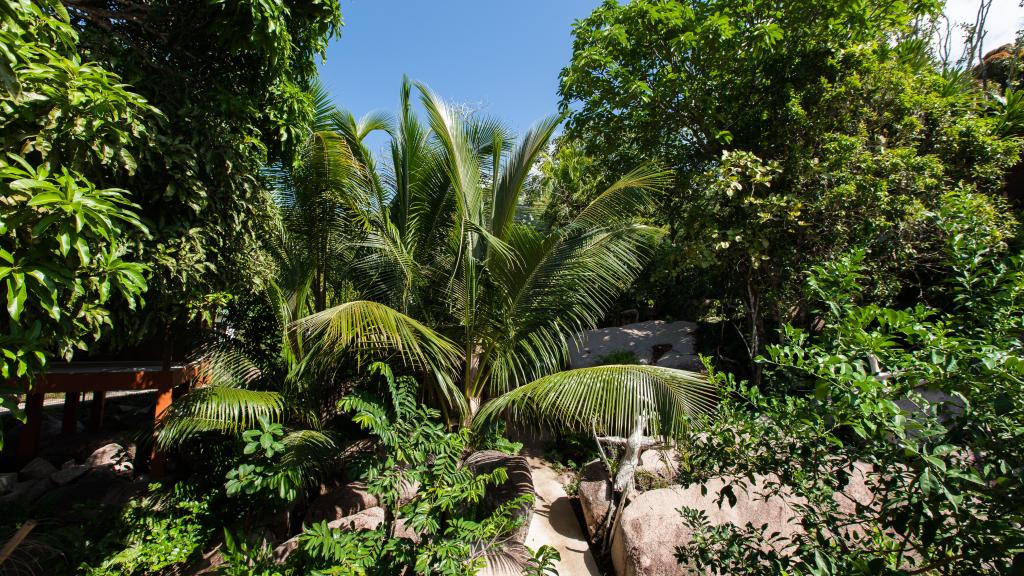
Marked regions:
[524,456,602,576]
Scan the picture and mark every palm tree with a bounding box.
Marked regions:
[158,78,716,458]
[293,78,717,437]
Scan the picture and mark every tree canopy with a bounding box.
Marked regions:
[62,0,343,347]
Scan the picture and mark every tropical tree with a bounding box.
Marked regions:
[291,78,718,437]
[160,78,717,457]
[56,0,343,351]
[557,0,1021,382]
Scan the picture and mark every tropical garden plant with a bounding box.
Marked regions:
[159,78,718,454]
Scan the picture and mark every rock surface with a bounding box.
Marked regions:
[612,476,804,576]
[20,457,57,480]
[464,450,535,544]
[638,449,679,482]
[578,460,613,540]
[51,463,90,486]
[303,482,378,525]
[524,456,601,576]
[0,472,17,494]
[569,320,699,368]
[272,536,300,565]
[86,443,127,468]
[326,506,386,532]
[0,478,54,505]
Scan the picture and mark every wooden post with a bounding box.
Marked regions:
[149,380,174,478]
[16,393,44,465]
[61,391,80,436]
[89,391,106,432]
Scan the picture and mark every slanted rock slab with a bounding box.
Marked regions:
[51,463,90,486]
[577,460,613,540]
[570,320,698,368]
[464,450,535,544]
[327,506,386,532]
[612,476,805,576]
[86,443,126,468]
[304,482,378,525]
[20,457,57,480]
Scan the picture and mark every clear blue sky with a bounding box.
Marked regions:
[317,0,602,153]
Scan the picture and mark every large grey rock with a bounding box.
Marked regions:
[100,480,149,508]
[272,536,300,565]
[303,482,378,525]
[326,506,386,532]
[570,320,698,368]
[393,517,421,543]
[464,450,535,544]
[578,460,613,540]
[654,351,703,371]
[86,443,126,468]
[638,449,679,482]
[834,461,874,515]
[20,457,57,480]
[612,476,805,576]
[51,461,89,486]
[191,544,225,574]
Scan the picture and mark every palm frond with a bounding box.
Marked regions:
[294,300,466,411]
[277,429,347,486]
[484,222,662,393]
[155,387,285,449]
[491,114,563,241]
[476,365,717,438]
[565,164,672,233]
[308,78,338,132]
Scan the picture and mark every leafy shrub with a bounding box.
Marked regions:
[290,363,534,575]
[523,545,561,576]
[219,528,285,576]
[225,415,302,503]
[0,0,152,443]
[82,483,214,576]
[674,193,1024,573]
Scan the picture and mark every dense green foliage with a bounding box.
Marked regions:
[6,0,1024,573]
[83,484,214,575]
[57,0,342,344]
[676,190,1024,572]
[0,0,151,443]
[293,363,531,575]
[558,0,1020,380]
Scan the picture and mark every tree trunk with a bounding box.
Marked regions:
[613,416,647,493]
[746,273,763,386]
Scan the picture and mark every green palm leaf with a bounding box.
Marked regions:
[155,386,285,449]
[476,365,717,438]
[295,300,466,411]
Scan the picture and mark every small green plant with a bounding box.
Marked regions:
[225,415,302,502]
[293,363,532,575]
[474,421,524,455]
[523,545,561,576]
[218,528,284,576]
